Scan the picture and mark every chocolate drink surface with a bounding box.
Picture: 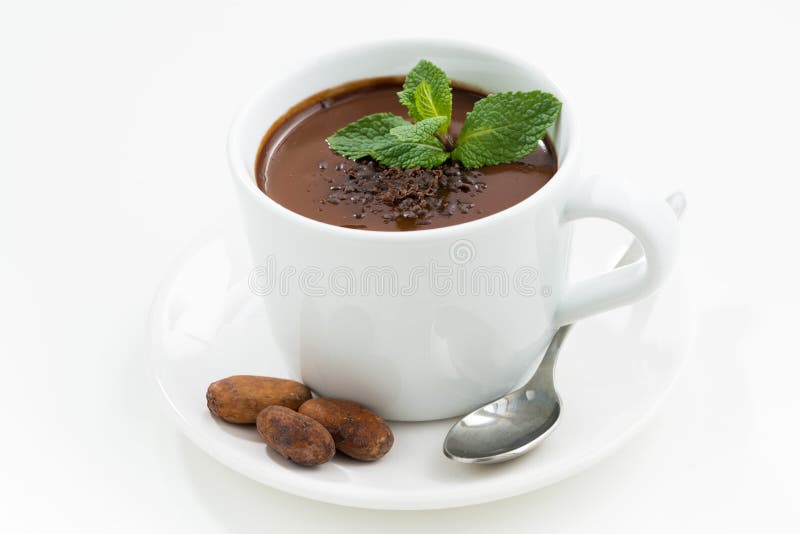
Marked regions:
[256,77,557,231]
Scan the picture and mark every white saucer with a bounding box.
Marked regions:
[150,227,694,510]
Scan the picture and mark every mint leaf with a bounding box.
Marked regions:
[326,113,409,159]
[452,91,561,168]
[412,82,449,134]
[371,138,449,169]
[327,113,447,169]
[390,116,448,142]
[398,60,452,134]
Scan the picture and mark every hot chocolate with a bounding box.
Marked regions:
[256,78,557,231]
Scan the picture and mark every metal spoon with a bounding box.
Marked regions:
[443,192,687,463]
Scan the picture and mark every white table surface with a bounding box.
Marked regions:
[2,0,798,531]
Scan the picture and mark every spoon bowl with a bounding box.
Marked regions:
[443,328,566,463]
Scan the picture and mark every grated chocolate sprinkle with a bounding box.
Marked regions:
[323,160,487,227]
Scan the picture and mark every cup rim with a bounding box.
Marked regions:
[227,38,581,242]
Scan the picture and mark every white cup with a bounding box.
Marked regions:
[228,40,679,421]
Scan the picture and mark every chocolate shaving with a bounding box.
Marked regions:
[323,160,486,227]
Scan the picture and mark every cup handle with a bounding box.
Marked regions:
[554,175,680,326]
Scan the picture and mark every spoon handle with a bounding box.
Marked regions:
[533,193,686,388]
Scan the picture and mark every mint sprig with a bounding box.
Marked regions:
[326,60,561,169]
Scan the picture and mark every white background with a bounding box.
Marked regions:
[2,0,799,532]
